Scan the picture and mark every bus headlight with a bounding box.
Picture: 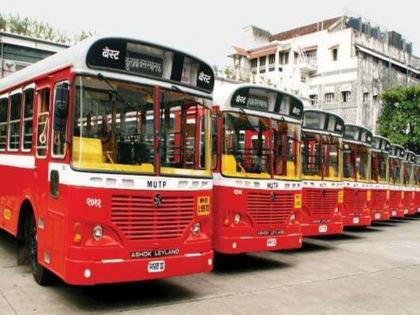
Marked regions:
[191,223,201,235]
[92,225,103,241]
[233,214,241,225]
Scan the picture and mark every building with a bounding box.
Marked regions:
[0,31,68,79]
[229,16,420,132]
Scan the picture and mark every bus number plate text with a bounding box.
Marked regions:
[148,260,165,273]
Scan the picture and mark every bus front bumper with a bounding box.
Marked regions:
[342,214,371,227]
[300,221,343,237]
[62,250,213,285]
[213,233,302,254]
[390,208,405,218]
[371,210,391,222]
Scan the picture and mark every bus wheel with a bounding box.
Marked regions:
[27,213,53,286]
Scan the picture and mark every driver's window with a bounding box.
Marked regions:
[52,82,69,158]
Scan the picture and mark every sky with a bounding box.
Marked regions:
[1,0,419,68]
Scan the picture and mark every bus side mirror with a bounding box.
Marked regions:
[53,83,69,132]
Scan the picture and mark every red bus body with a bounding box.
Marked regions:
[300,110,344,236]
[341,124,372,227]
[212,82,303,254]
[369,136,391,222]
[388,145,405,218]
[0,37,215,285]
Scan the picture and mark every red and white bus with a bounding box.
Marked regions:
[388,144,405,218]
[300,110,344,236]
[402,150,416,215]
[0,36,215,285]
[211,80,303,254]
[370,136,391,221]
[341,124,372,227]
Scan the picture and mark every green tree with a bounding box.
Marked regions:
[378,85,420,153]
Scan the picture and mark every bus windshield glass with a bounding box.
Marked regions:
[343,142,356,180]
[389,158,402,184]
[371,151,388,182]
[72,76,155,174]
[222,112,271,179]
[272,121,300,179]
[159,89,211,177]
[356,145,370,181]
[301,133,340,180]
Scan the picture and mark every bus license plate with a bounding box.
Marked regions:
[319,224,328,233]
[375,213,381,220]
[392,210,397,216]
[404,209,408,214]
[148,260,165,273]
[267,238,277,247]
[353,217,360,224]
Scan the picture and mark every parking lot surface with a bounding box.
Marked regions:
[2,217,420,314]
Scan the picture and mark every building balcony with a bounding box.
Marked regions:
[298,59,317,73]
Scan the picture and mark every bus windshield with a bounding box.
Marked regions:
[343,143,355,180]
[301,133,340,180]
[357,145,370,181]
[221,112,300,179]
[72,76,211,177]
[222,112,271,179]
[371,151,388,183]
[389,158,402,184]
[159,89,211,177]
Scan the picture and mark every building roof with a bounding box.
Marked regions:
[270,17,341,42]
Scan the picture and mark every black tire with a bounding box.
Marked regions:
[27,213,53,286]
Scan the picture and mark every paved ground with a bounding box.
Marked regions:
[2,217,420,315]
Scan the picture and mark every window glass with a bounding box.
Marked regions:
[222,112,271,178]
[22,88,34,151]
[389,158,402,184]
[159,89,211,177]
[52,82,69,157]
[8,93,22,151]
[0,98,8,151]
[301,133,321,177]
[273,121,300,178]
[357,145,370,181]
[36,89,50,157]
[343,143,356,180]
[73,76,155,174]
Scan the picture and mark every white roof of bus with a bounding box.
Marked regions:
[0,36,213,98]
[213,78,302,123]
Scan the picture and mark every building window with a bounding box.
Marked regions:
[8,93,22,151]
[284,52,289,64]
[268,54,275,65]
[294,52,299,64]
[373,95,378,104]
[260,69,266,74]
[301,75,306,83]
[279,51,290,65]
[332,48,338,61]
[363,92,370,104]
[341,91,351,103]
[309,94,319,106]
[324,93,335,104]
[251,58,257,68]
[259,56,266,67]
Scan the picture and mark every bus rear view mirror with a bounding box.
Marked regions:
[53,83,69,132]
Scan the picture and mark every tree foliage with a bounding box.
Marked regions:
[0,13,93,44]
[378,85,420,153]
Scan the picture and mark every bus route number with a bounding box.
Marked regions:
[86,198,102,208]
[197,196,210,216]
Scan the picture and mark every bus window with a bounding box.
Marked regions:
[22,88,34,152]
[8,93,22,151]
[0,98,7,151]
[52,82,69,158]
[159,89,211,176]
[357,146,369,181]
[301,133,321,177]
[211,112,218,170]
[36,88,50,157]
[273,121,300,178]
[222,112,271,178]
[323,136,340,179]
[343,143,355,180]
[73,76,155,174]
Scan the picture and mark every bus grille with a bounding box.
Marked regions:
[303,189,338,215]
[111,194,194,241]
[389,191,401,208]
[371,190,387,210]
[248,192,293,225]
[344,189,367,212]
